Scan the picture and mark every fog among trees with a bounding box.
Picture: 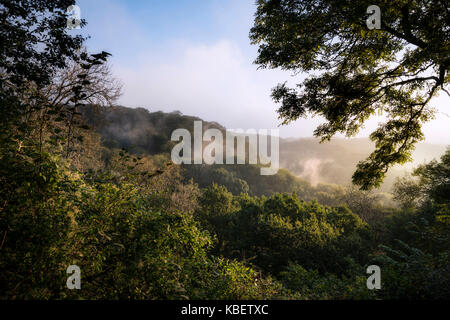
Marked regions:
[0,0,448,300]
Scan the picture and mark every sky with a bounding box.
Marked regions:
[74,0,449,143]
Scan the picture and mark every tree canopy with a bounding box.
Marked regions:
[1,0,449,301]
[250,0,449,189]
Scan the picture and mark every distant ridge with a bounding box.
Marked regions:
[82,105,447,191]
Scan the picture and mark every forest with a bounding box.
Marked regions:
[0,0,449,300]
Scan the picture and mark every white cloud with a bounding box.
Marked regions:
[115,39,315,134]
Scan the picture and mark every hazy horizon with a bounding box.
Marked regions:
[74,0,450,143]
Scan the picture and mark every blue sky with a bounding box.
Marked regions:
[76,0,256,66]
[73,0,449,143]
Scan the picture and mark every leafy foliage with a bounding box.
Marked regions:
[1,0,449,301]
[250,0,449,189]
